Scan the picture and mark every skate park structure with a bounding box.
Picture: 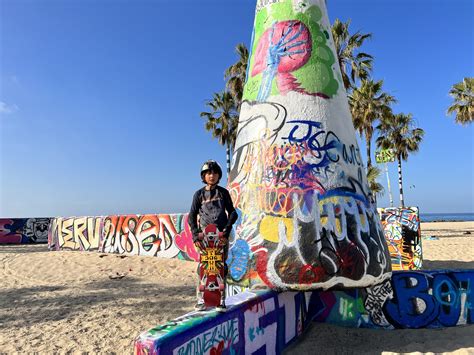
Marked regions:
[379,207,423,270]
[3,213,471,353]
[225,0,391,291]
[1,0,472,353]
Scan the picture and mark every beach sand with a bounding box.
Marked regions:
[0,221,473,354]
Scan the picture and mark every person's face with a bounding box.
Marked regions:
[204,170,219,186]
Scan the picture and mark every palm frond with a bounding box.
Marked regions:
[366,165,384,198]
[447,77,474,125]
[332,18,373,90]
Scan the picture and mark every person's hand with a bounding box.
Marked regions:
[192,229,203,243]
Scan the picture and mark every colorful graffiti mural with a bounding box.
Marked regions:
[308,270,473,329]
[47,214,199,261]
[102,214,197,260]
[227,0,391,291]
[0,218,51,244]
[134,289,305,355]
[48,216,103,251]
[135,270,474,354]
[244,0,339,101]
[379,207,422,270]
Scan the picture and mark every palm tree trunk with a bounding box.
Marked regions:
[397,155,405,207]
[366,135,372,170]
[226,143,231,181]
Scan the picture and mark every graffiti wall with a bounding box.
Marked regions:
[48,217,104,251]
[135,270,473,354]
[0,218,51,244]
[227,0,391,291]
[308,270,472,329]
[378,207,422,270]
[134,290,307,355]
[102,214,197,260]
[48,214,199,261]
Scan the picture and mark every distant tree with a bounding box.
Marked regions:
[367,165,384,204]
[376,113,425,207]
[224,43,249,112]
[200,91,239,177]
[331,18,373,91]
[447,77,474,125]
[349,79,396,170]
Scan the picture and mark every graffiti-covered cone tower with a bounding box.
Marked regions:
[227,0,391,291]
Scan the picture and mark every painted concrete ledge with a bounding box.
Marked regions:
[134,270,473,355]
[0,218,51,244]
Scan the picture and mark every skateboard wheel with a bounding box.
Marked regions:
[199,285,205,292]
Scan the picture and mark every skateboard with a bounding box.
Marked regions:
[197,224,226,308]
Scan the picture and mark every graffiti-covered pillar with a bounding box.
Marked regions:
[227,0,391,291]
[378,207,423,271]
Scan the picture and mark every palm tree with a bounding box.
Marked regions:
[331,18,373,91]
[200,91,239,177]
[224,43,249,111]
[447,77,474,125]
[376,113,425,207]
[349,79,396,170]
[367,165,384,205]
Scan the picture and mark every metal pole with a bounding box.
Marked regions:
[385,162,394,207]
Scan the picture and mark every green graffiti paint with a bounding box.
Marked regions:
[243,0,338,101]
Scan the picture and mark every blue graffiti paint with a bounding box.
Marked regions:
[433,274,461,327]
[228,239,251,281]
[384,271,474,329]
[453,273,473,324]
[257,22,309,102]
[282,120,361,182]
[384,272,438,328]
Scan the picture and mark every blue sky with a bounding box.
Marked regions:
[1,0,473,217]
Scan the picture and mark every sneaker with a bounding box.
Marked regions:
[216,303,227,313]
[194,302,206,311]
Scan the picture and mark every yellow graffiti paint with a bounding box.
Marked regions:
[260,215,294,243]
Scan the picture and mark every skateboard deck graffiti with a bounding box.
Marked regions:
[197,224,226,308]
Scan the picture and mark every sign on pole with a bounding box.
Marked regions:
[375,149,395,164]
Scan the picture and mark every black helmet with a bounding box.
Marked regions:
[201,160,222,183]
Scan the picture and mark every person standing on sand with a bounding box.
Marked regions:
[188,160,238,312]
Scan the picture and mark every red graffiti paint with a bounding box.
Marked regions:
[253,248,275,288]
[338,242,366,279]
[298,264,326,284]
[0,219,22,243]
[210,340,225,355]
[251,20,328,98]
[243,299,267,315]
[252,20,312,76]
[175,215,199,262]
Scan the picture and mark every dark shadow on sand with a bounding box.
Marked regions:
[284,322,474,354]
[0,244,50,254]
[422,259,474,270]
[0,276,194,328]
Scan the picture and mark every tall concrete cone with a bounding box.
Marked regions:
[227,0,391,291]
